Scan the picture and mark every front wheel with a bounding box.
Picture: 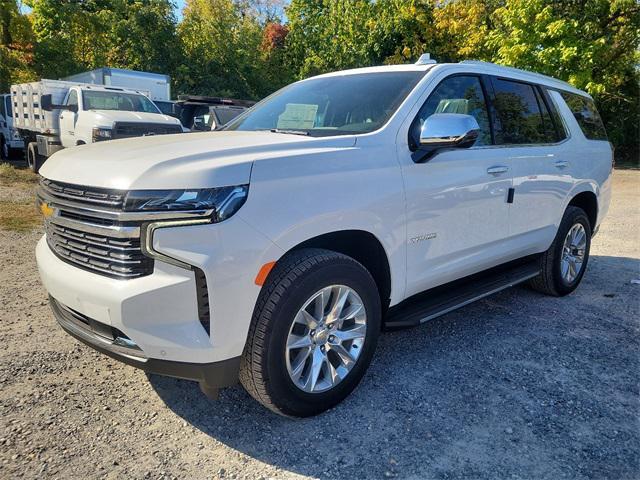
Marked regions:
[529,206,592,296]
[240,248,381,417]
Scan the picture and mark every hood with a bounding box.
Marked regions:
[39,131,357,190]
[91,110,181,127]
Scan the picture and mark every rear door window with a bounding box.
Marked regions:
[492,78,553,145]
[560,92,607,140]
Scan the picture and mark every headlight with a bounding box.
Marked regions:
[92,127,112,142]
[10,128,21,140]
[123,185,248,221]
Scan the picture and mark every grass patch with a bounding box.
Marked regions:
[0,201,42,232]
[0,163,38,187]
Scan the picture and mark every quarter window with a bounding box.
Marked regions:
[412,75,492,147]
[560,92,607,140]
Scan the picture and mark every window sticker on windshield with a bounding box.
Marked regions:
[277,103,318,129]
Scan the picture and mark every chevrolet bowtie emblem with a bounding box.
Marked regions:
[39,201,54,218]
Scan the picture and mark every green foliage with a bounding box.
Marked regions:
[2,0,638,162]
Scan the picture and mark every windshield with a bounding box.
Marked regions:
[225,72,423,137]
[82,90,161,114]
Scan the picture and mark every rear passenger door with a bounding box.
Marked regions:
[489,77,571,251]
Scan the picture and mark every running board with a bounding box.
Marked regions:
[384,259,541,330]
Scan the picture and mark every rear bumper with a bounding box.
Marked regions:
[50,295,240,388]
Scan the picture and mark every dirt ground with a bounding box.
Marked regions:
[0,166,638,480]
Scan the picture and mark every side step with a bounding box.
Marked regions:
[384,258,541,330]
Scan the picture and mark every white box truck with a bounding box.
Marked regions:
[62,68,171,102]
[11,79,183,172]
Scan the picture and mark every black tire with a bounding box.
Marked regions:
[240,248,381,417]
[0,137,8,160]
[27,142,44,173]
[529,206,592,296]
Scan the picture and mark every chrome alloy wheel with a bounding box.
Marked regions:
[561,223,587,283]
[285,285,367,393]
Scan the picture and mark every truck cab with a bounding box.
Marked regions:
[57,85,183,147]
[0,93,24,160]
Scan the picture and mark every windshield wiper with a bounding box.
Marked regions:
[269,128,309,136]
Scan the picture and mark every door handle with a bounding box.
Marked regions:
[554,160,569,169]
[487,166,509,175]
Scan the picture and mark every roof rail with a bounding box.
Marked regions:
[460,60,574,89]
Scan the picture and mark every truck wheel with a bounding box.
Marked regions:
[529,206,592,296]
[27,142,44,173]
[240,248,381,417]
[0,137,8,160]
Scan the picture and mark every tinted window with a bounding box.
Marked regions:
[542,89,567,142]
[412,75,491,146]
[0,96,5,118]
[560,92,607,140]
[493,78,555,144]
[534,87,558,142]
[5,96,11,118]
[226,72,423,137]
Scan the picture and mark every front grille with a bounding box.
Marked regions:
[112,122,182,139]
[45,221,153,279]
[41,178,125,209]
[40,178,153,279]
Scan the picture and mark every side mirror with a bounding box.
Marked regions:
[414,113,480,162]
[41,94,53,111]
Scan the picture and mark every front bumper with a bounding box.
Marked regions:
[50,295,240,388]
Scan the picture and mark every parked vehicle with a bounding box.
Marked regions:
[175,95,254,131]
[0,93,24,160]
[35,58,612,417]
[62,67,171,102]
[11,80,183,172]
[153,99,178,118]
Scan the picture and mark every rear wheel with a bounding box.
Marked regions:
[240,248,381,417]
[529,206,591,296]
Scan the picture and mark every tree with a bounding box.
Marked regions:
[486,0,640,163]
[26,0,178,80]
[0,0,36,91]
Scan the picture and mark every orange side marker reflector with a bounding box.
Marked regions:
[255,261,276,286]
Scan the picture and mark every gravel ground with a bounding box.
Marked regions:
[0,167,638,480]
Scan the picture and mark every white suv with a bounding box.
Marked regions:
[36,59,613,417]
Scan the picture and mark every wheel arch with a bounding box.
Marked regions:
[274,230,393,314]
[567,190,598,233]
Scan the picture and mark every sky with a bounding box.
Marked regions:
[174,0,187,20]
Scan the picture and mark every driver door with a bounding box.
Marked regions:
[399,74,513,297]
[59,89,79,148]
